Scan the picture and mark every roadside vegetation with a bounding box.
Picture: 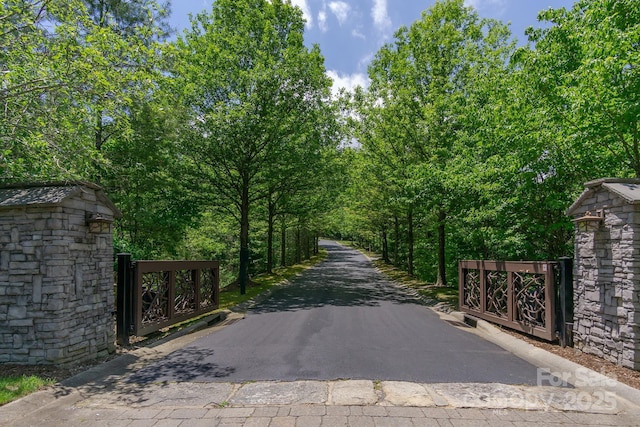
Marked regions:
[0,249,327,406]
[3,0,636,289]
[373,259,458,310]
[343,241,458,310]
[218,249,328,310]
[0,375,55,406]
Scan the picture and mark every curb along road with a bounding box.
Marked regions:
[2,241,640,426]
[3,307,639,426]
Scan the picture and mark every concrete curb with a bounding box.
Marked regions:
[0,310,244,425]
[446,310,640,413]
[3,244,640,426]
[70,378,631,412]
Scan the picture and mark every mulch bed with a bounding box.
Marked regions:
[499,327,640,390]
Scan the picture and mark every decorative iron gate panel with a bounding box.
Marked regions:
[459,260,557,341]
[116,255,220,345]
[133,260,220,336]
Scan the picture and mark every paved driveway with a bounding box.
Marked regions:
[128,240,541,384]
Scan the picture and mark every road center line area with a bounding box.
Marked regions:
[4,242,640,426]
[125,241,554,384]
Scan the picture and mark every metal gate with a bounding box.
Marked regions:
[459,258,573,345]
[116,254,220,345]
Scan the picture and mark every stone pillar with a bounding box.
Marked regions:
[568,179,640,370]
[0,182,121,365]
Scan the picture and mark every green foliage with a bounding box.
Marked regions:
[0,375,54,405]
[372,257,458,308]
[104,97,200,259]
[518,0,640,176]
[84,1,188,259]
[173,0,337,292]
[176,211,241,286]
[347,0,514,285]
[3,0,636,292]
[217,249,327,308]
[1,0,97,180]
[1,0,171,183]
[330,0,638,286]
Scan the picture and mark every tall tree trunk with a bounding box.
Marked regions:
[407,209,414,276]
[295,225,302,264]
[436,209,447,287]
[266,194,275,274]
[394,215,399,266]
[280,215,287,267]
[304,229,311,260]
[382,228,389,263]
[239,173,250,295]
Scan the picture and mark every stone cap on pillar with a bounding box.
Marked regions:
[566,178,640,216]
[0,181,122,218]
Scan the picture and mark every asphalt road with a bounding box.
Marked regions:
[128,240,541,385]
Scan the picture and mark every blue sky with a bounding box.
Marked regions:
[169,0,576,93]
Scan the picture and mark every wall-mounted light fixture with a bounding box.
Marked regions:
[86,212,113,233]
[574,209,604,232]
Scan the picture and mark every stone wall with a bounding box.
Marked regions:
[0,183,118,365]
[570,180,640,370]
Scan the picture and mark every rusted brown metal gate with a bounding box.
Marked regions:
[117,254,220,345]
[459,260,558,341]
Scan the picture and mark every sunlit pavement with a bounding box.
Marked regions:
[3,241,640,426]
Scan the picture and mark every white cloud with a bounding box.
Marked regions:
[318,10,328,32]
[357,51,374,70]
[328,1,351,25]
[290,0,313,28]
[327,70,369,96]
[352,28,365,39]
[371,0,391,33]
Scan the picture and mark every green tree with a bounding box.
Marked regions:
[485,0,640,260]
[1,0,95,180]
[0,0,171,183]
[105,94,200,258]
[81,0,171,153]
[350,85,421,274]
[174,0,332,294]
[364,0,512,285]
[518,0,640,176]
[260,97,339,272]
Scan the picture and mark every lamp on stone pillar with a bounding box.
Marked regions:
[86,212,112,233]
[574,210,604,232]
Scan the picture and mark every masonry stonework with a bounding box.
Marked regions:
[0,182,121,365]
[568,178,640,370]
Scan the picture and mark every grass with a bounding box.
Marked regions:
[0,375,55,405]
[218,249,328,309]
[374,259,459,308]
[131,249,329,343]
[0,250,329,407]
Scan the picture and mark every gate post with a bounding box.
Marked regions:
[117,253,132,346]
[557,257,574,348]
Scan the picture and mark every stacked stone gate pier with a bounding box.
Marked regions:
[0,182,121,365]
[568,178,640,370]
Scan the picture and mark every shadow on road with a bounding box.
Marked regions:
[110,241,549,385]
[126,347,235,384]
[251,241,421,313]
